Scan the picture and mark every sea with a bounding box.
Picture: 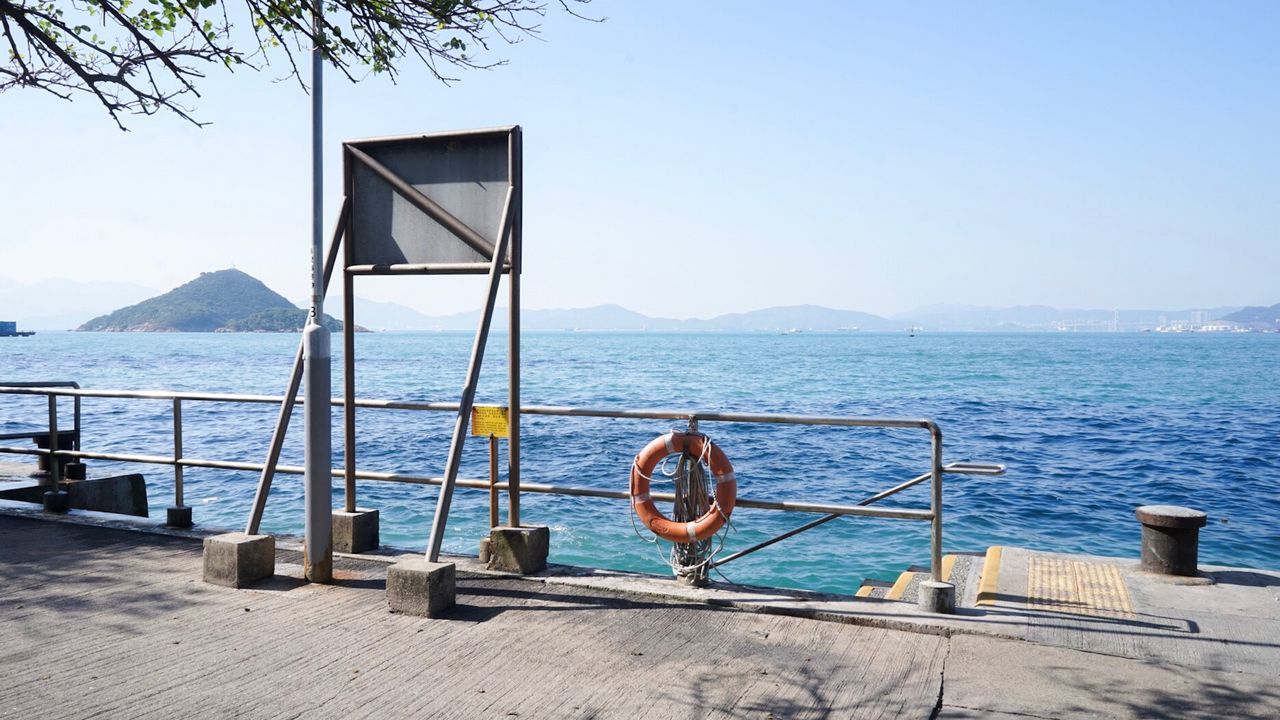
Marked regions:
[2,331,1278,595]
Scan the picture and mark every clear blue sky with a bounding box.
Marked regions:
[2,1,1277,318]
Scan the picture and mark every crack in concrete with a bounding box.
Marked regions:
[943,703,1059,719]
[929,638,951,720]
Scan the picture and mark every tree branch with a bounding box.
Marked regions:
[0,0,596,128]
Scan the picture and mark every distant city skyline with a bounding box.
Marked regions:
[2,2,1277,318]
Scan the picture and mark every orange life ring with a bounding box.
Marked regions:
[630,432,737,543]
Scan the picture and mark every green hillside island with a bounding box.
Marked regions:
[77,269,359,333]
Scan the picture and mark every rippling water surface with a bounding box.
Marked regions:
[3,331,1277,594]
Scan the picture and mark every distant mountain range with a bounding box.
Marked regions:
[346,300,1265,333]
[77,270,349,332]
[4,271,1271,333]
[341,302,901,332]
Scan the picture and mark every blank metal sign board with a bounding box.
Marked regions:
[344,127,519,271]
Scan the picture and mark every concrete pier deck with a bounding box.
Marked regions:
[1,507,1278,718]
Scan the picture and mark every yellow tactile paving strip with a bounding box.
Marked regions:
[1027,554,1135,618]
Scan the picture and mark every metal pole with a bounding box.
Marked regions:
[930,423,944,583]
[46,394,59,485]
[507,127,522,529]
[425,187,515,563]
[488,435,499,528]
[172,398,184,507]
[301,6,332,582]
[343,268,356,513]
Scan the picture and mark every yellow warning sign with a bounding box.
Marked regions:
[470,405,510,438]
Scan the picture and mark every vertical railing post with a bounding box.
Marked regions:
[929,423,944,583]
[46,393,60,485]
[488,434,499,528]
[507,127,522,530]
[72,394,81,452]
[173,398,184,508]
[343,267,356,513]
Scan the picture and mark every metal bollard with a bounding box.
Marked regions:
[1136,505,1207,576]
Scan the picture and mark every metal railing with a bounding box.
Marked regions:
[0,381,81,482]
[0,383,1004,588]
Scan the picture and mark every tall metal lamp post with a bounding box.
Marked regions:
[302,7,333,583]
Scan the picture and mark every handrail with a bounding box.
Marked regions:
[0,385,933,427]
[0,383,1004,597]
[0,382,82,480]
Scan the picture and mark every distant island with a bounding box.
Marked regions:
[77,269,358,333]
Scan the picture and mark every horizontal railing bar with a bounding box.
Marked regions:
[520,406,933,430]
[488,481,931,519]
[14,445,935,520]
[0,386,932,431]
[0,387,288,404]
[944,462,1006,475]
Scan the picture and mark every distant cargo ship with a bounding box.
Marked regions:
[0,321,35,337]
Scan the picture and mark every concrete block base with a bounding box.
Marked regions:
[488,525,550,575]
[202,533,274,588]
[918,580,956,614]
[386,559,456,617]
[332,508,379,554]
[43,490,70,513]
[166,505,193,528]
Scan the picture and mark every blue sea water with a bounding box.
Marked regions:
[2,331,1278,594]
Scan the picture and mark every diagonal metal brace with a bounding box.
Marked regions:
[709,461,1005,569]
[346,145,498,261]
[424,186,516,563]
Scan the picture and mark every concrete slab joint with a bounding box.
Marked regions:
[332,508,379,554]
[488,525,550,575]
[202,533,275,588]
[386,559,456,617]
